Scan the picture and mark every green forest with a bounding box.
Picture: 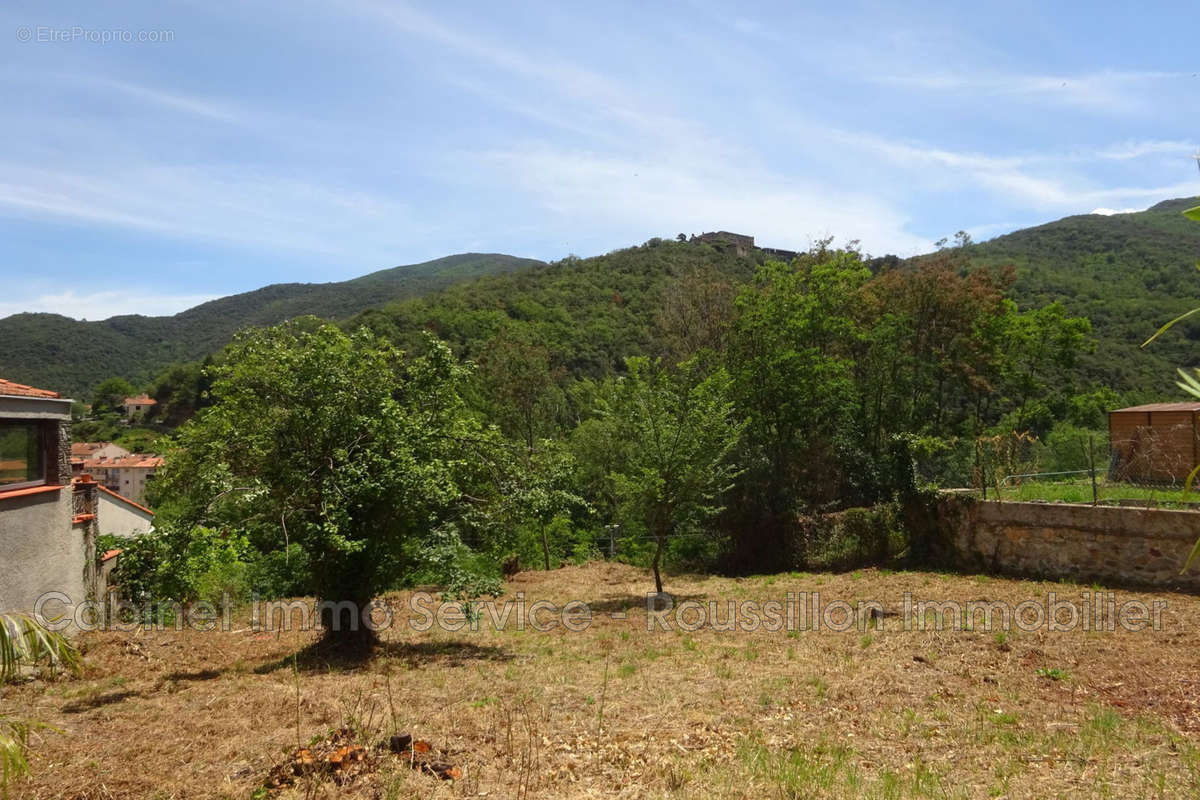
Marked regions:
[36,197,1200,644]
[100,232,1152,641]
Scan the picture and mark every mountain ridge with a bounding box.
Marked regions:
[6,197,1200,401]
[0,252,543,396]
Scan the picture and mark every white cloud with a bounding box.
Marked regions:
[469,146,932,256]
[0,290,219,321]
[82,76,251,125]
[1090,207,1142,216]
[845,133,1197,211]
[872,69,1184,112]
[0,162,420,261]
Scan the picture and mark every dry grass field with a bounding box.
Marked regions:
[5,562,1200,799]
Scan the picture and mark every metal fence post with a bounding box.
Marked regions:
[1089,434,1098,506]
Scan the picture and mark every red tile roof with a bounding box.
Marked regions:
[123,394,157,406]
[0,378,60,398]
[80,455,164,469]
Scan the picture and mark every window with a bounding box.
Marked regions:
[0,421,47,489]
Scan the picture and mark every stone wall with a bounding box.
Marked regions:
[936,495,1200,592]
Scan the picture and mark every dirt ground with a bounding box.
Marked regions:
[5,562,1200,799]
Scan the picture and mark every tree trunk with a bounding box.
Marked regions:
[651,533,665,595]
[318,596,378,655]
[540,518,551,571]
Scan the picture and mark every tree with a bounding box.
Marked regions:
[1142,194,1200,571]
[604,357,743,594]
[154,320,493,648]
[90,377,137,416]
[150,360,210,427]
[476,326,563,452]
[507,439,584,570]
[723,248,868,563]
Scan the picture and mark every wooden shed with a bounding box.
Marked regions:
[1109,402,1200,483]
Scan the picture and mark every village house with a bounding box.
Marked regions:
[78,453,164,504]
[95,484,155,537]
[122,394,157,419]
[71,441,131,462]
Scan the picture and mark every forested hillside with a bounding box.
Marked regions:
[971,197,1200,395]
[0,253,541,396]
[7,199,1200,405]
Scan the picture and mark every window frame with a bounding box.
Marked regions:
[0,420,50,492]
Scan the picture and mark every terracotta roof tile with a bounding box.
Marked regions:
[0,378,60,398]
[81,454,164,469]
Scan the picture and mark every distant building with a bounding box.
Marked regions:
[78,454,164,504]
[122,394,157,418]
[691,231,796,261]
[0,377,99,615]
[694,231,755,256]
[71,441,131,462]
[759,246,799,262]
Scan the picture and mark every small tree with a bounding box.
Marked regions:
[605,357,744,594]
[508,439,584,570]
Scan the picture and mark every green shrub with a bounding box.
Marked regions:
[803,503,907,571]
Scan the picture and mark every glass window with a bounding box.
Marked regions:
[0,422,46,488]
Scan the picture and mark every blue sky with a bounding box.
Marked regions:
[2,1,1197,320]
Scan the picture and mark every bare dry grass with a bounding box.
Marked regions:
[4,562,1200,798]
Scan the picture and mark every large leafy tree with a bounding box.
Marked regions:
[90,376,137,416]
[155,320,492,646]
[723,248,868,564]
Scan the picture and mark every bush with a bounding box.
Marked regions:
[801,503,907,571]
[1035,423,1103,475]
[510,515,599,569]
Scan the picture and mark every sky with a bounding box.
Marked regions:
[1,1,1198,320]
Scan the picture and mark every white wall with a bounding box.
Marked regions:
[97,491,154,538]
[0,488,86,613]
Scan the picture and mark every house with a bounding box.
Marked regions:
[71,441,131,463]
[122,394,157,418]
[1109,402,1200,483]
[0,378,98,615]
[78,453,164,504]
[95,483,154,537]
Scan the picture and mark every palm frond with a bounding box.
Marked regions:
[1177,368,1200,401]
[1141,306,1200,348]
[0,613,80,683]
